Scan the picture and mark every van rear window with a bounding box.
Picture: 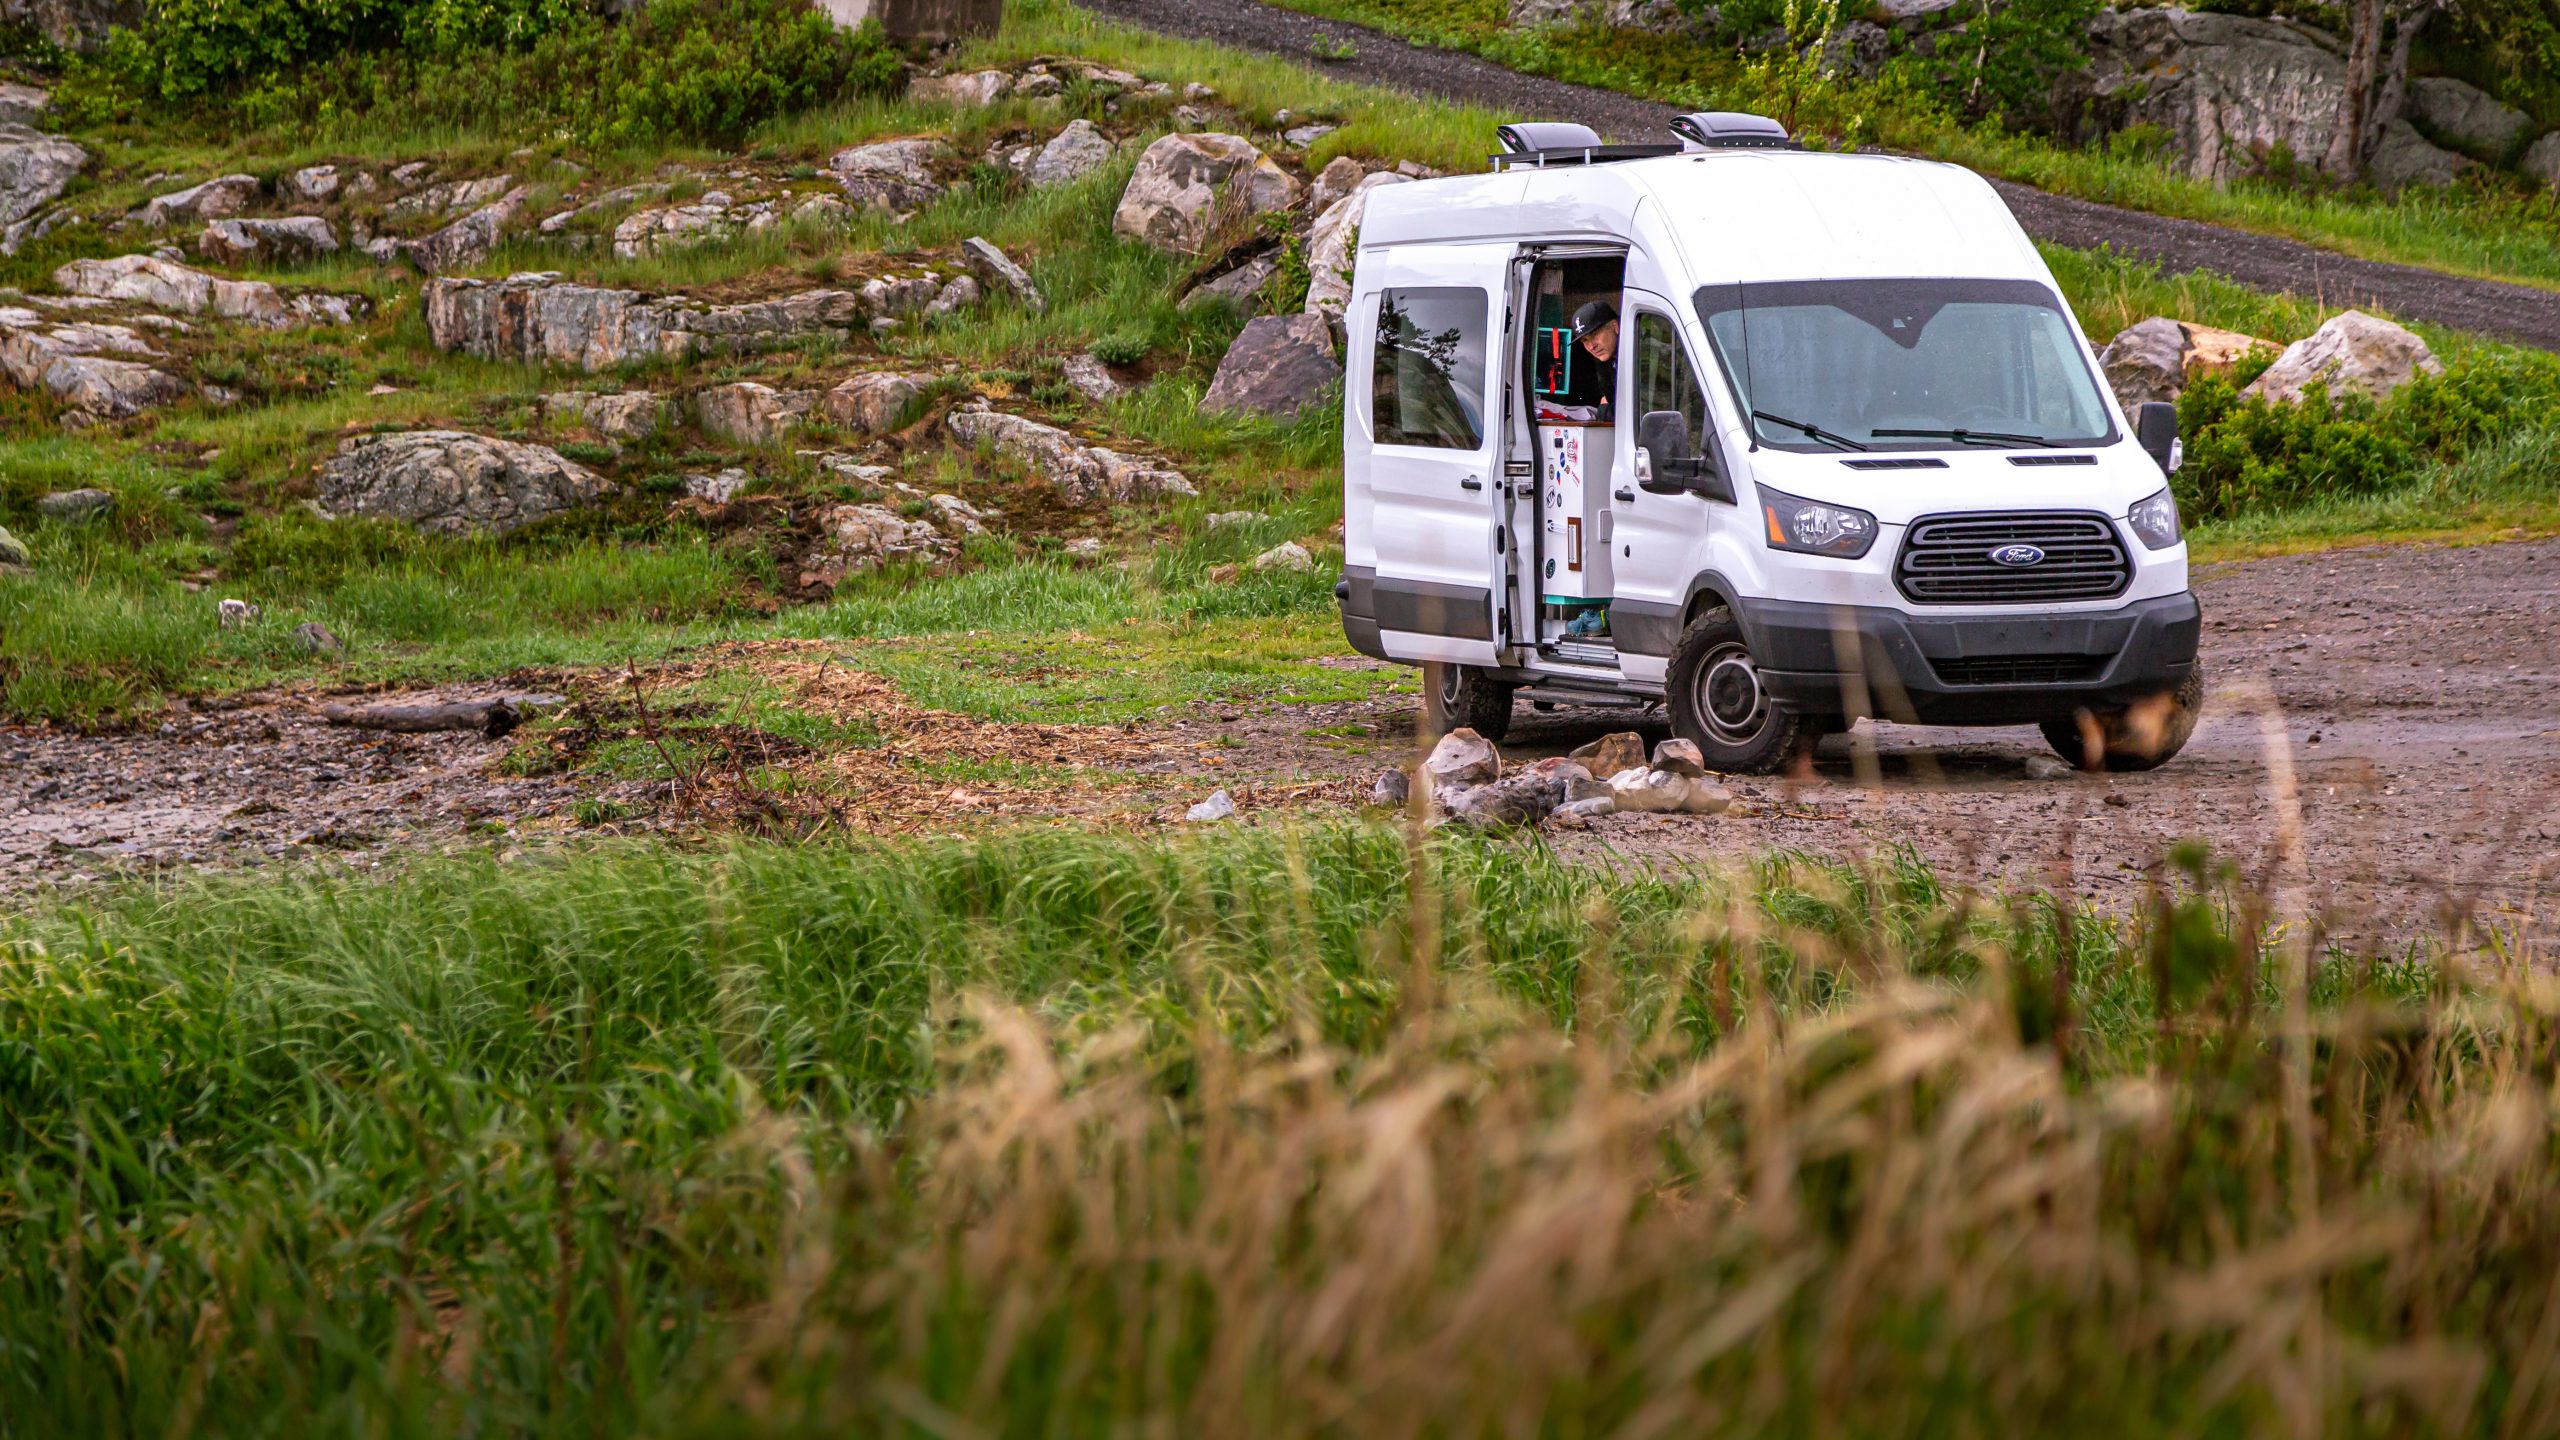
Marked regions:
[1373,287,1488,450]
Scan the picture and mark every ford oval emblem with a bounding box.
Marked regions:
[1988,543,2046,567]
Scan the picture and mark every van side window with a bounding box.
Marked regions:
[1373,287,1488,450]
[1633,311,1707,443]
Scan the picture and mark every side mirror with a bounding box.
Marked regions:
[2136,401,2179,475]
[1636,410,1694,494]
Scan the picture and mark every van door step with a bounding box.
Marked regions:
[1518,685,1649,709]
[1540,639,1621,667]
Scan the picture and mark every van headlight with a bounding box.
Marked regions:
[1758,485,1877,558]
[2128,488,2182,550]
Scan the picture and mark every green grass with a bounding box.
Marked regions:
[1263,0,2560,290]
[14,824,2553,1435]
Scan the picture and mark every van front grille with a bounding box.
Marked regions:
[1894,511,2131,605]
[1931,654,2107,686]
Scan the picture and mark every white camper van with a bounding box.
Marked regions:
[1336,114,2203,774]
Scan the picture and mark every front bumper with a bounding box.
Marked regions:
[1737,591,2200,725]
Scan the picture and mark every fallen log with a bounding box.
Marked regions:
[319,693,559,738]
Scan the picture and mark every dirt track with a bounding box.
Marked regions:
[1080,0,2560,353]
[4,539,2555,932]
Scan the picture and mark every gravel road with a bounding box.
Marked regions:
[1081,0,2560,353]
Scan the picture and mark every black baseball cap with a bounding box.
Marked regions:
[1571,300,1618,339]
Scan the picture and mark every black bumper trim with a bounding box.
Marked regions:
[1372,575,1494,642]
[1612,598,1681,657]
[1738,591,2200,725]
[1337,566,1387,660]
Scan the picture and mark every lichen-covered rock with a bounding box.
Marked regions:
[384,174,514,222]
[2242,310,2442,405]
[424,272,869,370]
[830,138,947,213]
[317,431,610,535]
[542,389,664,441]
[0,124,83,232]
[53,253,295,327]
[1112,133,1302,256]
[41,355,188,420]
[288,164,342,202]
[136,173,258,227]
[612,202,736,259]
[944,404,1195,506]
[0,308,193,421]
[1029,119,1114,188]
[402,187,529,273]
[199,215,338,265]
[693,381,818,445]
[1203,313,1341,417]
[824,371,929,433]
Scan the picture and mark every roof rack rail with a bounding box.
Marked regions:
[1671,111,1798,151]
[1490,123,1680,170]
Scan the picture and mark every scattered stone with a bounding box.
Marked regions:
[137,173,259,227]
[316,431,610,535]
[612,201,744,259]
[1442,772,1563,829]
[1608,767,1733,815]
[1303,172,1410,318]
[1182,255,1278,313]
[2242,310,2441,406]
[1558,794,1616,820]
[683,469,750,503]
[1283,123,1338,148]
[542,389,664,441]
[198,215,338,265]
[1424,726,1499,788]
[424,272,869,370]
[539,181,676,235]
[34,486,111,520]
[860,272,943,319]
[1249,540,1312,572]
[292,621,343,656]
[830,138,947,213]
[217,598,260,629]
[1206,509,1266,529]
[0,523,25,568]
[1060,352,1122,402]
[911,70,1012,106]
[1651,737,1708,777]
[389,161,432,187]
[1202,313,1341,416]
[824,371,929,433]
[402,187,529,273]
[2023,752,2076,781]
[0,126,84,235]
[1570,730,1649,779]
[288,164,341,202]
[1029,119,1115,188]
[944,404,1195,506]
[1185,788,1238,823]
[1063,536,1103,558]
[1307,155,1365,214]
[1112,133,1302,255]
[960,236,1046,313]
[926,274,981,318]
[694,381,818,446]
[928,493,986,535]
[1369,765,1411,807]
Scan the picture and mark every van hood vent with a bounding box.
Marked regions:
[2006,454,2098,466]
[1842,457,1948,470]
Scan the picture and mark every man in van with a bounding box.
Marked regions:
[1551,299,1620,420]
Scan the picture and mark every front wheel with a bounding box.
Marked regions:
[2041,666,2205,772]
[1421,662,1514,744]
[1666,607,1817,774]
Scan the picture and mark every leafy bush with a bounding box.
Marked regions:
[1889,0,2102,129]
[70,0,903,148]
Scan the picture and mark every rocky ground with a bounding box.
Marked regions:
[7,536,2554,936]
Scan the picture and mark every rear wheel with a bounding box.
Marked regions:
[1667,607,1816,775]
[1421,662,1514,743]
[2040,666,2205,772]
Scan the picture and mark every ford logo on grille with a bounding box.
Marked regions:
[1988,543,2046,567]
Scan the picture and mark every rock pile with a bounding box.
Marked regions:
[1377,729,1733,831]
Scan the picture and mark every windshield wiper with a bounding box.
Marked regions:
[1869,427,2061,448]
[1751,410,1868,452]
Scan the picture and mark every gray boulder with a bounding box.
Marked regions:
[40,354,189,420]
[383,174,513,222]
[2241,309,2441,406]
[1507,0,1713,34]
[2407,76,2532,159]
[1424,726,1499,788]
[1112,133,1302,256]
[1303,172,1409,318]
[1442,772,1564,830]
[542,389,665,441]
[1307,155,1366,215]
[1029,119,1115,188]
[293,621,344,656]
[53,253,300,327]
[831,138,947,213]
[1369,766,1412,807]
[944,404,1194,505]
[199,215,338,265]
[402,187,529,273]
[1651,737,1708,777]
[1060,352,1122,402]
[694,381,818,445]
[1202,313,1341,417]
[425,272,869,370]
[136,173,259,227]
[34,486,111,520]
[0,83,50,125]
[7,0,142,50]
[1183,255,1278,313]
[288,164,342,202]
[0,310,188,420]
[960,236,1046,313]
[317,431,611,535]
[2097,316,2273,409]
[0,523,26,568]
[804,501,954,583]
[2524,132,2560,187]
[0,124,83,231]
[824,371,929,433]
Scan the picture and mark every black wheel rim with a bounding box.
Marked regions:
[1693,642,1769,747]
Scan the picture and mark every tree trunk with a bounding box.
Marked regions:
[2323,0,2385,178]
[2364,3,2433,160]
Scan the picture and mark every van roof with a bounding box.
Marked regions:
[1356,149,2048,289]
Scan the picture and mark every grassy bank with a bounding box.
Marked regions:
[5,824,2549,1434]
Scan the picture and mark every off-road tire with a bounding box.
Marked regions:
[1666,607,1816,775]
[1421,662,1515,744]
[2040,666,2206,773]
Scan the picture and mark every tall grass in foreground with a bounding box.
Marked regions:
[1,825,2553,1435]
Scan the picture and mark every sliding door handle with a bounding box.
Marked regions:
[1613,487,1635,502]
[1459,476,1484,491]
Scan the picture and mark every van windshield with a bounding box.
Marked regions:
[1695,279,2115,453]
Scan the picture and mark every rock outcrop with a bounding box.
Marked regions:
[0,125,83,233]
[2241,309,2441,405]
[199,216,338,265]
[694,381,819,445]
[542,390,665,441]
[960,236,1045,313]
[1112,133,1301,255]
[1202,313,1342,416]
[400,186,530,273]
[2407,76,2532,159]
[824,371,929,433]
[1507,0,1713,34]
[425,272,870,370]
[316,431,610,535]
[49,253,349,329]
[944,403,1195,506]
[136,173,259,227]
[830,138,947,213]
[0,307,187,420]
[802,503,954,584]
